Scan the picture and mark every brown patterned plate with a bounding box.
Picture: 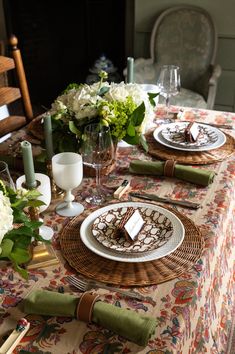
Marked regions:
[91,206,173,253]
[80,202,185,262]
[153,122,226,152]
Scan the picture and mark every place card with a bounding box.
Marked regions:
[184,122,200,142]
[124,209,144,241]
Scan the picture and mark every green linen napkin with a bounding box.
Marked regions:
[23,290,156,346]
[129,160,215,186]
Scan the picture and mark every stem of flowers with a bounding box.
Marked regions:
[98,70,108,90]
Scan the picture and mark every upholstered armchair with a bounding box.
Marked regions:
[124,5,221,109]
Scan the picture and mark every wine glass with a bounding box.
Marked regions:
[52,152,84,217]
[80,123,114,205]
[16,173,54,240]
[157,65,180,122]
[0,161,15,190]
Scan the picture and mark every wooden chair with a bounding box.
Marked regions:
[0,35,33,138]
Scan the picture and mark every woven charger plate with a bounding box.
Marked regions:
[60,206,204,286]
[145,129,235,164]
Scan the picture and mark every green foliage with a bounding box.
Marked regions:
[62,83,82,94]
[50,74,154,152]
[0,183,47,279]
[148,92,159,107]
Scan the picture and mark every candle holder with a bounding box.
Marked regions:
[27,204,59,270]
[47,160,65,200]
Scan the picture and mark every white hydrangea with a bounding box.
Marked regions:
[0,191,13,245]
[50,80,155,133]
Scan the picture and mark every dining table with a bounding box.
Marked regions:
[0,105,235,354]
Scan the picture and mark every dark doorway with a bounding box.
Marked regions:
[3,0,133,111]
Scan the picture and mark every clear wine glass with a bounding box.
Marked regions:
[0,161,15,190]
[157,65,180,122]
[80,123,114,205]
[52,152,84,217]
[16,173,54,240]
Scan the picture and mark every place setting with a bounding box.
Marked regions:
[145,119,235,164]
[60,198,204,286]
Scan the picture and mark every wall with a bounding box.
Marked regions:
[134,0,235,112]
[0,0,6,41]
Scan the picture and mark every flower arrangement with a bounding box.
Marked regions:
[0,180,46,279]
[49,71,158,152]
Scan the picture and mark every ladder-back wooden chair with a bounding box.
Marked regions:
[0,35,34,138]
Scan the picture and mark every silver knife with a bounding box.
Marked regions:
[130,192,200,209]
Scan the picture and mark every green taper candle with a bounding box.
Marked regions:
[43,114,54,160]
[127,57,134,83]
[21,141,37,189]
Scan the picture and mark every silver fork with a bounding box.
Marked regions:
[66,275,146,301]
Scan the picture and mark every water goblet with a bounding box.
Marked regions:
[80,123,114,205]
[157,65,180,122]
[16,173,54,240]
[52,152,84,217]
[0,161,15,190]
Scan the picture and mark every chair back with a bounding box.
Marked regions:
[0,35,33,138]
[150,5,218,92]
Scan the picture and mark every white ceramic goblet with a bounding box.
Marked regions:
[52,152,84,217]
[16,173,54,240]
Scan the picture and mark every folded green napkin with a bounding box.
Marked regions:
[23,290,156,346]
[129,160,215,186]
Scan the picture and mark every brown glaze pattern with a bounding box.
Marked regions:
[161,122,218,148]
[91,206,173,253]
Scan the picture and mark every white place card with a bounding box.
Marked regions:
[189,122,199,141]
[124,210,144,241]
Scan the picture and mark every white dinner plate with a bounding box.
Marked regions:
[153,122,226,152]
[80,202,185,262]
[91,205,174,253]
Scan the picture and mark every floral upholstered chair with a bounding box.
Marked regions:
[124,5,221,109]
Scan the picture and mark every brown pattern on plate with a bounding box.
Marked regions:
[91,206,173,253]
[161,122,218,148]
[145,130,235,165]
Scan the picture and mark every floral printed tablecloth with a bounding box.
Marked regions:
[0,106,235,354]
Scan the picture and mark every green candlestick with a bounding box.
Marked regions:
[21,140,37,189]
[43,114,54,160]
[127,57,134,83]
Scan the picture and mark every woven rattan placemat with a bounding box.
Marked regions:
[145,130,235,165]
[60,206,204,286]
